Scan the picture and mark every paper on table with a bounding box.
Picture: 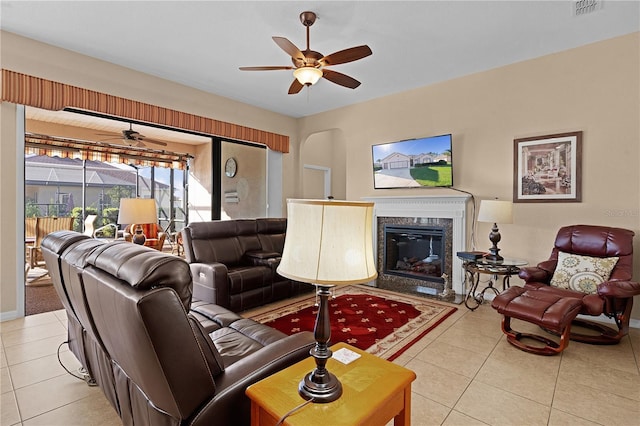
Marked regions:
[333,347,361,364]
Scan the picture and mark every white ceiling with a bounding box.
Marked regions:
[2,1,639,120]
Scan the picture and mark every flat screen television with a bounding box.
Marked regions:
[372,134,453,189]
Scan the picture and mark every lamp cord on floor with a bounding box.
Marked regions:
[275,397,315,425]
[57,341,86,382]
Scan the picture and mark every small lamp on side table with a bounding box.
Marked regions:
[478,199,513,262]
[117,198,158,245]
[276,199,378,403]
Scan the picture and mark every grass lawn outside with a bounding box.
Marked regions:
[410,164,452,187]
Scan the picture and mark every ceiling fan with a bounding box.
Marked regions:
[240,11,372,94]
[96,123,168,147]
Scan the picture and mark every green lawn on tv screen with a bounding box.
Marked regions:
[410,164,452,187]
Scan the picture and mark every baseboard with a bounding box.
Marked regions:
[0,310,20,322]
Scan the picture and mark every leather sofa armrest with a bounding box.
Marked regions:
[217,332,315,386]
[190,262,231,307]
[597,281,640,298]
[189,331,315,426]
[245,250,281,260]
[518,266,553,283]
[245,250,281,269]
[190,302,243,328]
[245,251,281,270]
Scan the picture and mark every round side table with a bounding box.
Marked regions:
[460,257,528,311]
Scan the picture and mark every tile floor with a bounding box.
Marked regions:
[1,302,638,425]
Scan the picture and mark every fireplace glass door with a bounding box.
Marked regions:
[383,225,446,284]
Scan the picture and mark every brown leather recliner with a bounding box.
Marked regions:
[42,231,315,425]
[39,231,96,382]
[42,232,122,412]
[81,239,315,425]
[492,225,640,354]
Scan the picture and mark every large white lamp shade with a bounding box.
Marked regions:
[277,199,377,403]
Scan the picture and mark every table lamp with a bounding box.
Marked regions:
[276,199,378,403]
[477,199,513,262]
[117,198,158,245]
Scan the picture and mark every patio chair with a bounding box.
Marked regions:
[83,215,98,237]
[28,216,74,267]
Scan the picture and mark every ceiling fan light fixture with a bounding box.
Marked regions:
[293,67,323,86]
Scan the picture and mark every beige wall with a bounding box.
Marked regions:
[295,33,640,319]
[1,31,639,322]
[301,129,347,200]
[221,142,267,219]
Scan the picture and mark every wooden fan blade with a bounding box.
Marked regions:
[321,69,361,89]
[96,137,120,143]
[141,138,168,147]
[320,45,372,66]
[132,132,168,147]
[96,138,139,147]
[288,79,304,95]
[272,36,305,61]
[239,66,294,71]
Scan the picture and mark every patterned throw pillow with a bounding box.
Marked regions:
[550,251,619,294]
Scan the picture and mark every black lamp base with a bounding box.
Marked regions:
[484,252,504,262]
[486,222,503,262]
[299,284,343,403]
[299,369,342,403]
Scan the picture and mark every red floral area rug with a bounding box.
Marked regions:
[248,285,457,361]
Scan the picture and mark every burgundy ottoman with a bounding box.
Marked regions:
[491,286,583,355]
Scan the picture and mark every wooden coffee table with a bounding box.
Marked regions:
[246,342,416,426]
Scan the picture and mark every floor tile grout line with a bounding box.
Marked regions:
[412,306,501,425]
[445,326,507,423]
[546,349,566,425]
[3,305,640,425]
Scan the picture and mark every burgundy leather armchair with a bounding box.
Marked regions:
[496,225,640,349]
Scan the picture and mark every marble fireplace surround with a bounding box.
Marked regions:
[363,194,470,296]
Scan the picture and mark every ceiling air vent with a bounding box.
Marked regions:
[574,0,603,16]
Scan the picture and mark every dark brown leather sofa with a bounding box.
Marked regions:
[182,218,311,312]
[42,231,315,426]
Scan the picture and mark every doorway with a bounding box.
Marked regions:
[303,164,332,199]
[22,107,201,315]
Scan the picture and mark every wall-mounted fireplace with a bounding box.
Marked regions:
[384,225,446,285]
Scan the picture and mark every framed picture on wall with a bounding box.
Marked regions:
[513,131,582,203]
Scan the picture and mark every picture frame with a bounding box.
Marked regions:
[513,131,582,203]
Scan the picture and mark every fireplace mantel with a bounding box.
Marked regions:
[363,194,471,295]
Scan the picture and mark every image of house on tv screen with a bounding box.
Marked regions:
[372,134,453,189]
